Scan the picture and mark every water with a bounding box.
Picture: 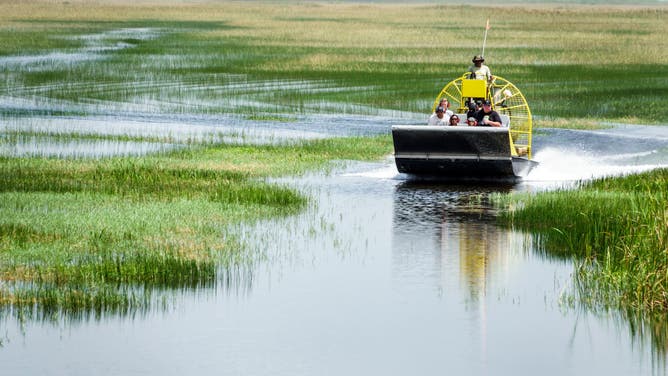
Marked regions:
[0,134,176,158]
[0,28,160,72]
[1,121,668,375]
[520,126,668,191]
[0,113,399,158]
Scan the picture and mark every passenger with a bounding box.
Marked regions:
[436,98,454,120]
[466,102,478,119]
[468,55,493,82]
[428,106,448,126]
[473,99,503,127]
[448,114,460,126]
[466,117,478,127]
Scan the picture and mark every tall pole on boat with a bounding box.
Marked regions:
[481,18,490,57]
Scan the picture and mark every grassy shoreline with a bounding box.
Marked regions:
[495,168,668,312]
[0,135,392,317]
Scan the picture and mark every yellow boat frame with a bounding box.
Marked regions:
[431,74,534,159]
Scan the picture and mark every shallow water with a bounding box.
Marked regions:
[2,29,668,372]
[0,134,176,158]
[5,112,396,140]
[0,28,160,72]
[1,120,668,375]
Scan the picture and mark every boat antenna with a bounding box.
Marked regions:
[481,18,490,58]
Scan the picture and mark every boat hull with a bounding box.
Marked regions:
[392,125,537,181]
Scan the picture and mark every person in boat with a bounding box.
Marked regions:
[437,98,454,118]
[466,102,478,119]
[468,55,493,82]
[466,117,478,126]
[448,114,460,126]
[473,99,502,127]
[428,106,449,126]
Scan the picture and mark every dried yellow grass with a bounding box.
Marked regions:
[1,1,666,66]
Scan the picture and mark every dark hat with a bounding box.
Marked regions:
[468,102,477,111]
[482,99,492,106]
[472,55,485,62]
[436,106,445,113]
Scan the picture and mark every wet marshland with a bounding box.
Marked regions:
[2,27,668,376]
[2,114,668,375]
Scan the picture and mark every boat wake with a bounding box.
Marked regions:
[527,147,665,183]
[524,125,668,188]
[348,125,668,191]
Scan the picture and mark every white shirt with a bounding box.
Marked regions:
[468,64,492,81]
[428,111,452,126]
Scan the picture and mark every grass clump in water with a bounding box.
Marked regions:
[0,135,391,318]
[495,168,668,312]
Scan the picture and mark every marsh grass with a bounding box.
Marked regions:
[246,114,298,122]
[534,117,611,130]
[1,129,171,143]
[495,169,668,356]
[1,2,667,122]
[0,135,391,317]
[495,168,668,312]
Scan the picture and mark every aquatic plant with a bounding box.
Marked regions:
[496,168,668,312]
[0,135,390,317]
[0,2,666,123]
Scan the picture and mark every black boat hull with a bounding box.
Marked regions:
[392,125,537,181]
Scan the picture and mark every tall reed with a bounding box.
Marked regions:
[496,168,668,312]
[0,135,390,318]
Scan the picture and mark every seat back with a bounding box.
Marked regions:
[461,79,487,99]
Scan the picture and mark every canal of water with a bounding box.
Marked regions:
[1,117,668,375]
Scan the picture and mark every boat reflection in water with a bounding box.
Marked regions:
[391,181,522,302]
[390,181,541,366]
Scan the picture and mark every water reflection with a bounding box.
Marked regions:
[1,117,668,374]
[2,163,668,375]
[391,180,668,371]
[0,262,256,325]
[392,182,519,302]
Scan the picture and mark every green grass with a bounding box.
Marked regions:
[0,135,393,318]
[1,2,666,123]
[494,169,668,356]
[495,168,668,312]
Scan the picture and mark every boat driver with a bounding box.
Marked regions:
[468,55,493,82]
[473,99,502,127]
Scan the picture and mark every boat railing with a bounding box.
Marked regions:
[431,73,533,159]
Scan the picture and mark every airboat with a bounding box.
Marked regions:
[392,74,537,181]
